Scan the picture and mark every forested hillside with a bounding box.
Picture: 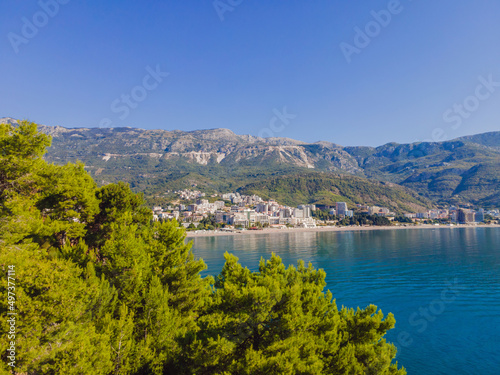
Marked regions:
[2,117,496,208]
[354,139,500,207]
[238,173,433,213]
[0,121,406,374]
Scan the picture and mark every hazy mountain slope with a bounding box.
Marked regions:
[456,132,500,149]
[344,140,499,206]
[2,117,498,208]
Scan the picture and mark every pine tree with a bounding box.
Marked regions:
[180,253,406,374]
[0,244,113,374]
[1,121,406,374]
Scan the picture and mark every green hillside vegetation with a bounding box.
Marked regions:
[1,121,406,374]
[2,118,497,208]
[92,160,434,213]
[451,163,500,207]
[356,141,500,207]
[238,173,433,213]
[456,131,500,149]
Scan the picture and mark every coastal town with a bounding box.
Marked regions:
[152,189,500,232]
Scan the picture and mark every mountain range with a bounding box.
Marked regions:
[2,117,499,210]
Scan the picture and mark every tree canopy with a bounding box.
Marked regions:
[0,121,405,374]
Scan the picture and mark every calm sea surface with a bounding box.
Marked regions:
[190,227,500,375]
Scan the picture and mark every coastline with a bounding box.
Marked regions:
[185,223,500,238]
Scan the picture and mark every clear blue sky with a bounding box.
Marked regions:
[2,0,500,146]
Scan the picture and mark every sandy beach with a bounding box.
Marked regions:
[185,223,500,238]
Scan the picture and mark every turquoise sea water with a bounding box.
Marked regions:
[190,227,500,375]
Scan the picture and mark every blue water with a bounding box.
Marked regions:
[190,227,500,375]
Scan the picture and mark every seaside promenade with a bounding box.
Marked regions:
[185,223,500,238]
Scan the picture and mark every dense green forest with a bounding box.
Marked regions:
[0,122,405,374]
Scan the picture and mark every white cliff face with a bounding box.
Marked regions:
[123,145,360,170]
[8,119,368,174]
[17,121,366,175]
[162,152,227,164]
[182,151,218,165]
[277,146,315,169]
[102,151,228,165]
[216,153,226,163]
